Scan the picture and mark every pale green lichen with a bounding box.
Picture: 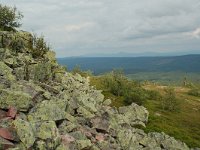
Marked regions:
[28,100,68,121]
[13,119,35,149]
[0,89,32,111]
[0,61,15,81]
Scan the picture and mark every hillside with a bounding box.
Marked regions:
[57,55,200,74]
[0,30,198,149]
[89,74,200,148]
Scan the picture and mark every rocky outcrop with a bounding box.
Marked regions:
[0,30,196,150]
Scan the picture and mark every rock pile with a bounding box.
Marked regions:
[0,31,197,150]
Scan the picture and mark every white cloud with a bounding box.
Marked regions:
[64,22,94,32]
[191,28,200,38]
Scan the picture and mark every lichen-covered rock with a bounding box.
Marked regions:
[118,103,149,127]
[13,119,35,149]
[28,99,68,121]
[0,61,15,81]
[33,121,60,140]
[76,139,92,149]
[29,62,53,82]
[148,132,190,150]
[0,89,32,111]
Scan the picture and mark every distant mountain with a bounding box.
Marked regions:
[57,54,200,74]
[77,50,200,57]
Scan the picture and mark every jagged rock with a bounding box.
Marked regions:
[103,99,112,106]
[76,139,92,149]
[0,89,32,111]
[148,132,190,150]
[29,62,53,82]
[0,61,15,81]
[91,115,110,133]
[28,99,68,121]
[33,121,60,140]
[118,103,149,127]
[0,136,15,149]
[13,119,35,148]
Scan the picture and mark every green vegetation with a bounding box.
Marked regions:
[127,72,200,86]
[71,65,93,77]
[83,69,200,148]
[32,34,50,58]
[188,88,200,97]
[161,87,180,111]
[0,4,23,31]
[93,69,151,105]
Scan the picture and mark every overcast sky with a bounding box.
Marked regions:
[1,0,200,57]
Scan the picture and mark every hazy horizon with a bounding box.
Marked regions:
[2,0,200,57]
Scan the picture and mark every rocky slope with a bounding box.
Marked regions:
[0,30,198,150]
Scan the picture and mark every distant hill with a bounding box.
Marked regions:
[57,54,200,74]
[78,51,200,57]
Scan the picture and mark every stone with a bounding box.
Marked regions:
[103,99,112,106]
[0,61,15,81]
[0,128,14,141]
[118,103,149,127]
[0,89,32,111]
[28,100,68,121]
[13,119,35,149]
[61,134,75,146]
[76,140,92,150]
[149,132,190,150]
[7,106,17,119]
[33,121,60,140]
[91,116,110,133]
[77,107,95,119]
[95,133,105,142]
[0,136,15,149]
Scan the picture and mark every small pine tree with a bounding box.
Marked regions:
[32,34,50,58]
[161,87,180,111]
[0,4,23,31]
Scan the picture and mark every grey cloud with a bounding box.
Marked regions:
[1,0,200,57]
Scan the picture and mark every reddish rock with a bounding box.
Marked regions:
[91,116,109,133]
[95,133,105,142]
[79,127,93,139]
[0,109,7,120]
[61,134,75,146]
[7,107,17,119]
[0,137,15,149]
[0,128,14,141]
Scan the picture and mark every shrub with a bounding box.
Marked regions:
[32,34,50,58]
[146,90,162,100]
[103,69,127,96]
[124,87,148,105]
[161,87,180,111]
[0,4,23,31]
[188,88,200,97]
[71,65,93,77]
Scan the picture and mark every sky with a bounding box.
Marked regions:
[1,0,200,57]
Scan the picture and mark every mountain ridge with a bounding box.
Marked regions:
[57,54,200,74]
